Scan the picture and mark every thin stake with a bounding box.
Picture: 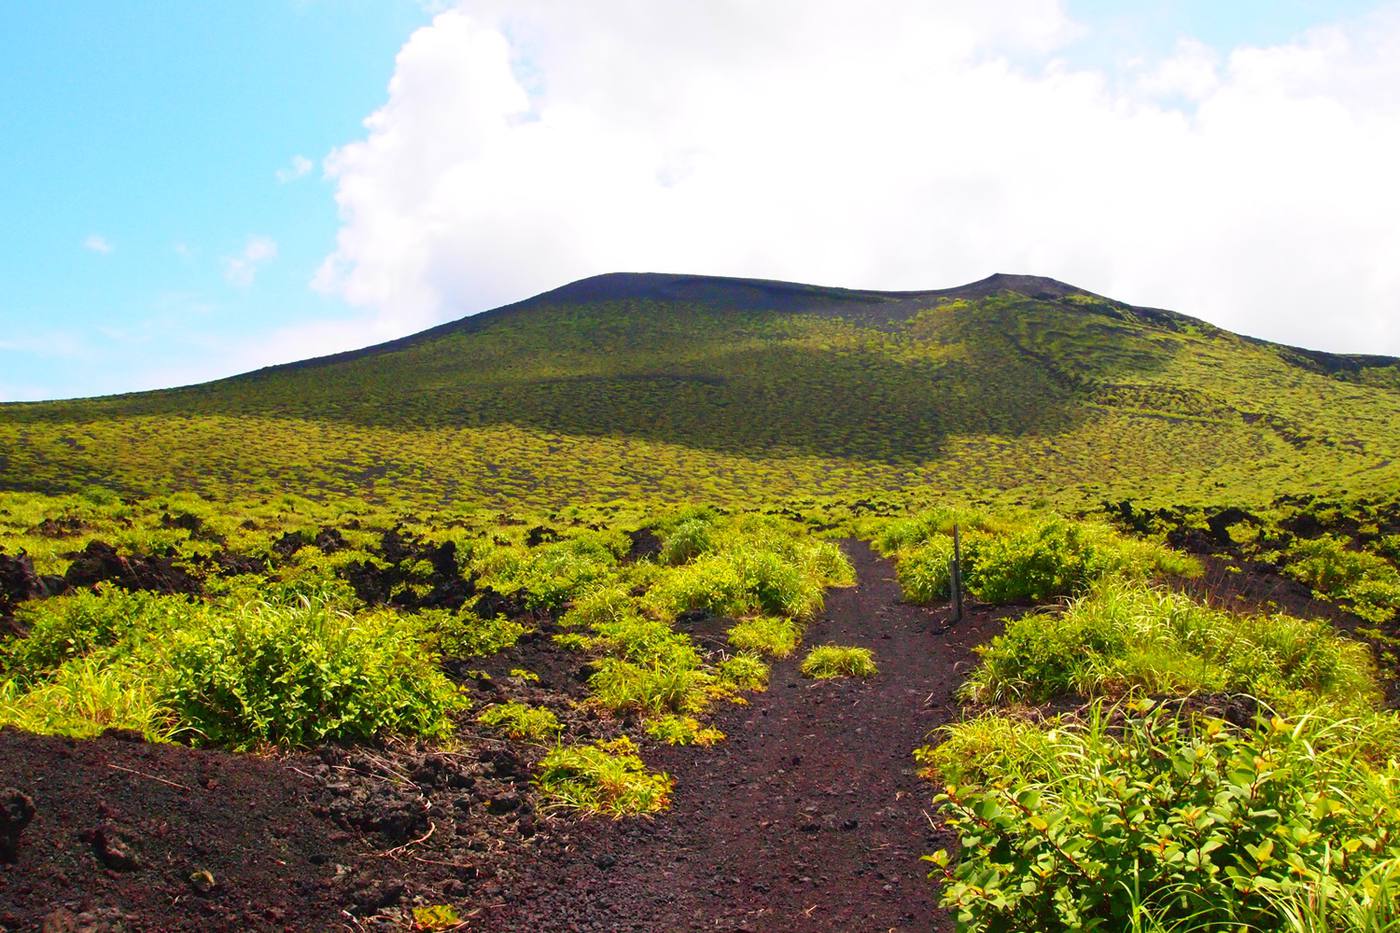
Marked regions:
[951,523,964,624]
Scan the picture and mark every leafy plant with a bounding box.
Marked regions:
[717,652,770,691]
[536,736,673,816]
[926,700,1400,932]
[727,616,801,658]
[1285,534,1400,624]
[160,596,464,749]
[477,702,560,741]
[644,713,724,746]
[963,581,1377,709]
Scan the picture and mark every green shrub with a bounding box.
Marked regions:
[2,589,199,683]
[727,616,801,658]
[1285,534,1400,623]
[161,597,464,748]
[477,701,560,741]
[717,652,769,691]
[660,518,716,565]
[419,609,526,657]
[896,535,959,603]
[914,712,1056,787]
[647,543,832,620]
[588,657,715,715]
[644,713,724,746]
[887,510,1198,606]
[477,535,619,610]
[964,581,1378,709]
[927,701,1400,931]
[873,506,1011,554]
[536,737,673,816]
[800,645,877,679]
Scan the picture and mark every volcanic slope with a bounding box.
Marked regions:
[2,273,1398,507]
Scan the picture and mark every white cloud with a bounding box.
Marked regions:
[313,1,1400,356]
[223,235,279,288]
[276,154,315,183]
[83,234,113,255]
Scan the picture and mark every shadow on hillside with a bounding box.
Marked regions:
[1,298,1181,466]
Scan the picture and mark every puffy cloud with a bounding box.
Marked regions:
[223,235,278,288]
[83,234,113,255]
[314,1,1400,355]
[276,154,314,183]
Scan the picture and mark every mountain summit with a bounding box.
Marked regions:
[2,273,1398,507]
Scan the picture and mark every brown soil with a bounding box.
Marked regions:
[0,540,1010,931]
[489,539,1012,932]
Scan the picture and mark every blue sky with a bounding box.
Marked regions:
[1,1,1395,401]
[0,1,433,400]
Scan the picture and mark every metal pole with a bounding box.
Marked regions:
[951,524,963,624]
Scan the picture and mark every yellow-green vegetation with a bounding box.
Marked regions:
[799,645,877,679]
[1,586,465,748]
[924,699,1400,932]
[716,653,769,691]
[0,493,846,756]
[411,904,464,931]
[4,282,1399,511]
[877,507,1199,605]
[963,581,1378,711]
[918,572,1400,931]
[727,616,801,658]
[536,736,673,816]
[643,714,725,747]
[4,275,1400,923]
[1285,533,1400,624]
[477,702,561,741]
[548,510,850,731]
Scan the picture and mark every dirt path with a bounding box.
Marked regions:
[498,540,1009,932]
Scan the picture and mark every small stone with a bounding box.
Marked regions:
[486,790,521,815]
[40,908,79,933]
[0,788,36,863]
[82,824,141,871]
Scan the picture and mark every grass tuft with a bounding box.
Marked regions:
[800,645,877,679]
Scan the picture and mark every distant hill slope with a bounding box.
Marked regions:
[3,273,1399,508]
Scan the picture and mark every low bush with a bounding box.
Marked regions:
[476,534,620,611]
[2,589,199,683]
[660,517,717,565]
[717,653,769,691]
[964,581,1377,709]
[887,509,1198,606]
[914,712,1055,787]
[727,616,801,658]
[800,645,877,679]
[477,701,560,741]
[161,596,464,748]
[644,714,724,746]
[588,657,715,715]
[1285,534,1400,624]
[927,700,1400,932]
[0,656,175,741]
[536,737,673,816]
[419,609,527,657]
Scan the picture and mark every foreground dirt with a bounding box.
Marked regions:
[0,541,1006,931]
[493,540,1011,932]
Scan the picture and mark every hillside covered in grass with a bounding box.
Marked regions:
[3,272,1399,509]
